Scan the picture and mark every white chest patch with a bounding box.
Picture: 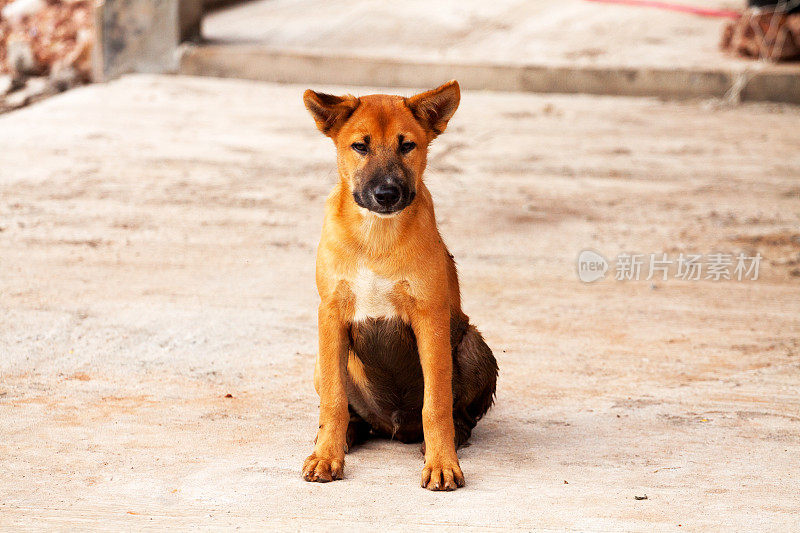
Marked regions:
[351,267,397,322]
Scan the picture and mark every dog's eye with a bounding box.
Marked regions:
[400,141,416,154]
[351,142,368,155]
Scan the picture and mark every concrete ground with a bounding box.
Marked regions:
[1,75,799,530]
[203,0,744,69]
[187,0,800,103]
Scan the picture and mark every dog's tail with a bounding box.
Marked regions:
[390,410,402,439]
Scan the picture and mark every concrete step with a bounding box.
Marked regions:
[179,44,800,104]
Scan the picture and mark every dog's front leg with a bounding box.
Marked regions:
[413,304,465,491]
[302,301,349,482]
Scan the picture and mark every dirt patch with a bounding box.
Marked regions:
[733,231,800,249]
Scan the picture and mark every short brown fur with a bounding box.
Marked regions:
[301,81,497,491]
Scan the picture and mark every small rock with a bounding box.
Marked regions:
[50,66,79,92]
[5,90,30,109]
[6,38,40,76]
[0,75,24,96]
[24,77,53,99]
[53,29,94,84]
[2,77,56,110]
[1,0,45,21]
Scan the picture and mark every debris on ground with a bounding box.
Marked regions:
[0,0,93,113]
[721,8,800,60]
[634,494,649,500]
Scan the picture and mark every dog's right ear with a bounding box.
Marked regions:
[303,90,360,137]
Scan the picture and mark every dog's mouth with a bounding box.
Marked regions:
[353,180,415,216]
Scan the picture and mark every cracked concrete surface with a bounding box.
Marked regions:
[1,75,799,530]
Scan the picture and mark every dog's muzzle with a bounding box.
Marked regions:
[354,176,415,215]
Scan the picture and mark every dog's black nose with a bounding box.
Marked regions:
[373,183,401,207]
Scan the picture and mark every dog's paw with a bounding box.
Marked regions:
[421,458,465,491]
[302,453,344,483]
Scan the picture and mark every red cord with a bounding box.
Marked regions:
[584,0,741,18]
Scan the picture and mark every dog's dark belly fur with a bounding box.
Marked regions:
[346,315,497,445]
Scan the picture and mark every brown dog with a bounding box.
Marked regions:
[301,80,497,491]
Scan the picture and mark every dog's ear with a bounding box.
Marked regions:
[405,80,460,138]
[303,90,360,137]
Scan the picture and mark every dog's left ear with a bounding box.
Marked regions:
[405,80,461,138]
[303,90,360,137]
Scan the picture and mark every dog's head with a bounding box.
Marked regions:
[303,81,460,216]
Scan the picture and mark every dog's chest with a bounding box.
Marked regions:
[351,267,398,322]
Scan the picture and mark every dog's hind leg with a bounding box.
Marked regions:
[451,324,498,448]
[345,407,372,452]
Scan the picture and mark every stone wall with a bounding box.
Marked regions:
[94,0,202,81]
